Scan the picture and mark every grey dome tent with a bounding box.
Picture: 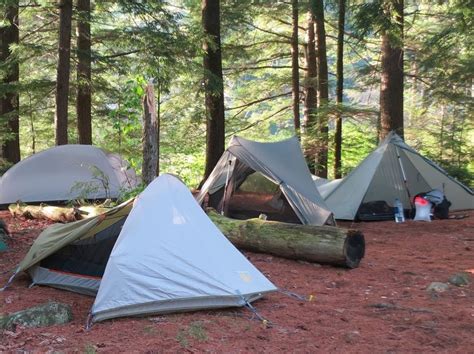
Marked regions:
[322,132,473,220]
[3,174,276,323]
[196,136,335,226]
[0,145,138,205]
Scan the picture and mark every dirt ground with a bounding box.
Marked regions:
[0,210,473,353]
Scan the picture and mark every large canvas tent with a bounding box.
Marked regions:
[196,136,335,226]
[0,145,138,205]
[4,174,276,322]
[322,132,473,220]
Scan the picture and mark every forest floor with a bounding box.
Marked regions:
[0,210,473,353]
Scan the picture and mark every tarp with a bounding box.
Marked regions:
[322,132,473,220]
[0,145,139,205]
[6,174,276,322]
[197,136,334,226]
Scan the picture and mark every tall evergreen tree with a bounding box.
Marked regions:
[0,0,20,163]
[76,0,92,144]
[291,0,300,137]
[379,0,404,141]
[303,10,317,173]
[202,0,225,180]
[55,0,73,145]
[311,0,329,178]
[334,0,345,178]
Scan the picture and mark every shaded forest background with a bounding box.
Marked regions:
[0,0,472,190]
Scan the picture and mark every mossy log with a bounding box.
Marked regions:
[208,210,365,268]
[8,204,108,223]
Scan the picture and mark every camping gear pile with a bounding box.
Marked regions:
[413,189,452,221]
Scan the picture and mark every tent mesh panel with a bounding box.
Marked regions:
[40,218,126,277]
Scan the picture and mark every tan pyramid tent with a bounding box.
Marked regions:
[322,132,473,220]
[196,136,335,226]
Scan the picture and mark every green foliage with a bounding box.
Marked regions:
[70,165,111,200]
[176,321,208,348]
[1,0,471,190]
[0,158,12,176]
[328,121,378,178]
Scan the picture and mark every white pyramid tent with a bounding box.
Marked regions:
[90,174,276,322]
[323,132,473,220]
[5,174,276,322]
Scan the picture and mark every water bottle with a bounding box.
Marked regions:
[394,198,405,223]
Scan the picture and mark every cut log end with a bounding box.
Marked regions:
[344,230,365,268]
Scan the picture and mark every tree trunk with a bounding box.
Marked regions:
[0,1,20,163]
[291,0,300,137]
[379,0,404,141]
[302,11,318,173]
[76,0,92,145]
[55,0,73,146]
[312,0,329,178]
[202,0,225,180]
[156,80,161,177]
[334,0,345,179]
[142,84,158,186]
[208,210,365,268]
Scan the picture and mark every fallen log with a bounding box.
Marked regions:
[208,210,365,268]
[8,203,109,223]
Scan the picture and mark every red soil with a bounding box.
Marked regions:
[1,210,473,353]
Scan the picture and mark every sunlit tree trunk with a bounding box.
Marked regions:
[76,0,92,144]
[379,0,404,141]
[142,84,158,186]
[156,72,161,177]
[291,0,300,137]
[55,0,73,145]
[334,0,345,178]
[202,0,225,180]
[0,1,20,163]
[312,0,328,178]
[303,11,317,173]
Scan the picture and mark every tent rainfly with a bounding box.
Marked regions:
[2,174,276,323]
[0,145,139,205]
[321,132,473,220]
[196,136,335,226]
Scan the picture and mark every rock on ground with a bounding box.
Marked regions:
[0,302,73,330]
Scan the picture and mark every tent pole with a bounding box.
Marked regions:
[396,147,413,208]
[221,160,233,215]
